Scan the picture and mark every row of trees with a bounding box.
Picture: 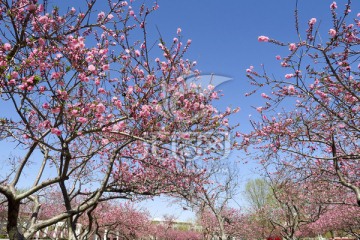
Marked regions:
[239,177,360,239]
[2,177,359,240]
[0,200,203,240]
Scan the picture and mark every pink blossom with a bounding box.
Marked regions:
[129,10,135,16]
[38,38,45,46]
[285,74,294,79]
[177,28,181,35]
[71,109,79,116]
[330,1,337,9]
[211,92,218,99]
[309,18,317,25]
[222,118,229,126]
[288,85,295,93]
[42,103,50,109]
[134,50,140,57]
[98,88,106,94]
[127,86,133,94]
[261,93,269,99]
[329,29,337,37]
[27,76,34,84]
[17,84,26,90]
[88,64,96,72]
[39,120,51,129]
[181,133,190,139]
[281,61,289,67]
[276,55,281,60]
[107,14,114,20]
[38,15,49,24]
[8,79,16,85]
[27,4,37,12]
[51,128,62,136]
[140,105,151,117]
[51,107,61,113]
[96,103,106,113]
[258,36,269,42]
[3,43,11,51]
[11,71,18,78]
[208,85,215,91]
[98,11,105,20]
[39,86,46,93]
[289,43,296,51]
[78,117,88,124]
[51,72,61,80]
[176,76,184,82]
[102,64,109,71]
[246,65,254,73]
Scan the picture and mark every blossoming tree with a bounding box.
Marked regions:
[183,161,240,240]
[243,0,360,207]
[0,0,235,239]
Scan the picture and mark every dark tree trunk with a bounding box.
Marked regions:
[7,198,25,240]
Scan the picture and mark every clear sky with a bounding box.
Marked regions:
[2,0,360,222]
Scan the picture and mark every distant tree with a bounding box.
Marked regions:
[184,162,240,240]
[244,178,274,211]
[152,214,202,240]
[79,201,152,240]
[243,178,276,239]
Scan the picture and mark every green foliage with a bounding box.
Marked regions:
[244,178,275,210]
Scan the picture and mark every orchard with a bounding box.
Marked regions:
[0,0,359,240]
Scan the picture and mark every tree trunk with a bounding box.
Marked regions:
[67,217,78,240]
[7,198,25,240]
